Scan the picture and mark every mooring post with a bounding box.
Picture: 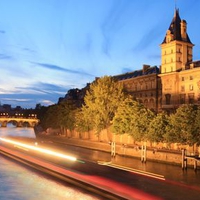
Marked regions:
[141,145,147,163]
[194,159,197,171]
[111,141,116,157]
[182,149,187,170]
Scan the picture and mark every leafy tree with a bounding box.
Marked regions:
[42,104,60,129]
[112,97,135,135]
[165,104,197,145]
[82,76,126,140]
[193,105,200,145]
[112,98,155,142]
[75,107,94,133]
[147,112,169,143]
[131,106,155,142]
[41,100,77,134]
[58,100,77,135]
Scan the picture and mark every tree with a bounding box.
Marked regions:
[58,100,77,135]
[75,107,94,134]
[41,100,77,134]
[147,112,169,143]
[164,104,197,145]
[42,104,60,129]
[82,76,126,141]
[112,98,155,142]
[193,105,200,145]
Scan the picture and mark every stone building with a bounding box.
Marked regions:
[160,9,200,112]
[114,65,161,113]
[116,9,200,113]
[60,9,200,114]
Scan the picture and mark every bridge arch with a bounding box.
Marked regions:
[0,117,39,128]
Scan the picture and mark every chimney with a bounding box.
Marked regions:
[143,65,150,74]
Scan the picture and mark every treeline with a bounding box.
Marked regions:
[38,76,200,146]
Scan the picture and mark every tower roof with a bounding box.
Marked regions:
[162,9,192,44]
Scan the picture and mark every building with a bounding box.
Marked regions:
[114,65,162,113]
[60,9,200,114]
[159,9,200,112]
[116,9,200,113]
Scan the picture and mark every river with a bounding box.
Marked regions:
[0,124,102,200]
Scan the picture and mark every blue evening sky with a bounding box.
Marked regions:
[0,0,200,108]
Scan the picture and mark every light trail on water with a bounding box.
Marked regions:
[0,137,77,162]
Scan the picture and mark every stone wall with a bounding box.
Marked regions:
[60,128,199,167]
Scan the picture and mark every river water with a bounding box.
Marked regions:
[0,124,102,200]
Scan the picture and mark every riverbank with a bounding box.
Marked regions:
[36,135,200,169]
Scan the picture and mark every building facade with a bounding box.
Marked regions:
[114,65,162,113]
[115,9,200,113]
[60,9,200,114]
[160,9,200,112]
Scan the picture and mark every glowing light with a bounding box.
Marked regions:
[0,137,77,161]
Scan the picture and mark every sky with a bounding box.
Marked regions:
[0,0,200,109]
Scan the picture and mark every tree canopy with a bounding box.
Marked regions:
[81,76,126,139]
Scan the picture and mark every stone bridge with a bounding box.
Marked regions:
[0,117,39,127]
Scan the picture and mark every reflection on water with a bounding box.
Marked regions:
[0,124,102,200]
[0,156,101,200]
[0,123,35,138]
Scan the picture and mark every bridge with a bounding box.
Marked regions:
[0,117,39,128]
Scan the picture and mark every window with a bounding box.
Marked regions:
[180,94,186,104]
[181,86,185,92]
[190,76,193,80]
[171,66,173,71]
[181,77,185,81]
[189,85,193,91]
[188,93,194,104]
[165,94,171,105]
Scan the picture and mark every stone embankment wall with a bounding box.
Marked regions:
[44,128,200,168]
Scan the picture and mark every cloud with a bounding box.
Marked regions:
[16,82,69,96]
[132,24,163,52]
[0,53,13,60]
[22,47,36,54]
[101,0,133,56]
[121,67,133,74]
[32,62,95,77]
[0,30,5,34]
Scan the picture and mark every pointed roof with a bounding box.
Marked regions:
[162,9,192,44]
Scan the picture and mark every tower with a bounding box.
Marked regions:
[159,9,194,112]
[160,9,194,73]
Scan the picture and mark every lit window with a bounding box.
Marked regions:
[189,85,193,91]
